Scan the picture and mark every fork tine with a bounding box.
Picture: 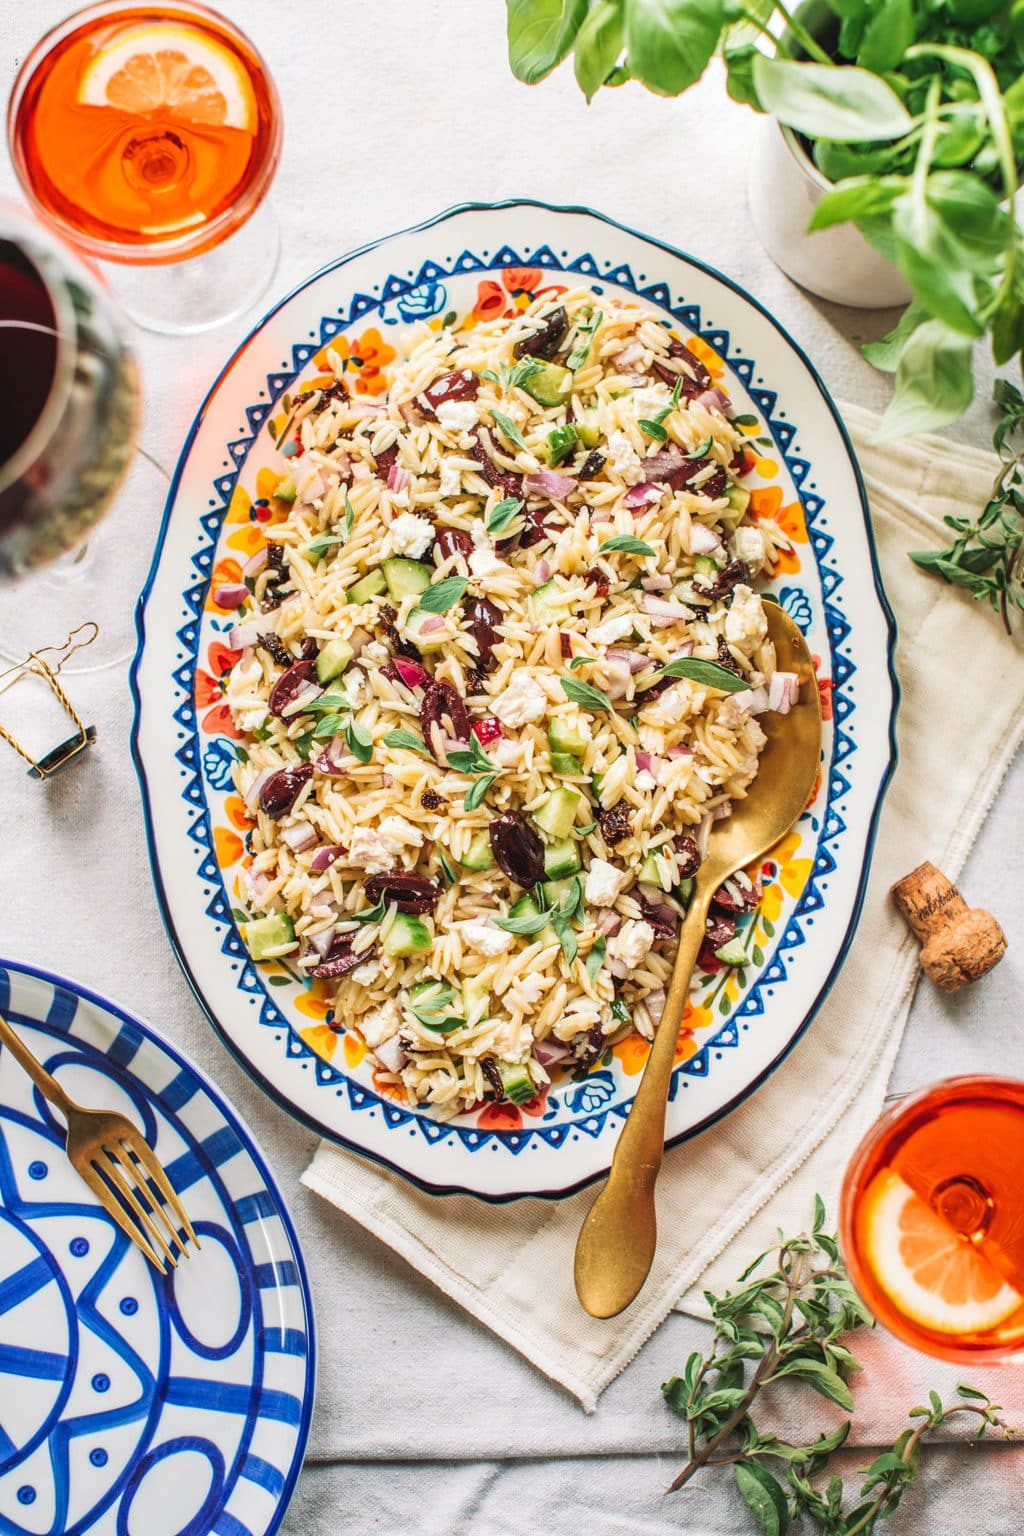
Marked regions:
[120,1133,198,1249]
[79,1158,167,1274]
[95,1149,179,1269]
[109,1143,188,1261]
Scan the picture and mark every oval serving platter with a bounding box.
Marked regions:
[131,199,897,1202]
[0,957,313,1536]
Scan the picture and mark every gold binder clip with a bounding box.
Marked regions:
[0,623,99,778]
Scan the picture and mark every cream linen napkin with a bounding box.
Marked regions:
[303,404,1024,1410]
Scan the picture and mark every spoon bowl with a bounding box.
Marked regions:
[574,602,822,1318]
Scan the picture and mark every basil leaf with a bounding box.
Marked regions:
[611,995,631,1023]
[573,0,623,100]
[656,657,749,692]
[585,936,607,981]
[447,737,497,774]
[416,575,469,613]
[438,849,457,884]
[494,907,551,935]
[504,358,543,391]
[486,496,524,533]
[637,417,669,442]
[409,983,466,1033]
[383,728,431,757]
[345,718,373,763]
[568,655,594,670]
[566,308,603,369]
[752,56,913,142]
[553,916,578,966]
[350,897,388,926]
[463,773,500,811]
[506,0,588,84]
[306,692,350,713]
[857,0,913,72]
[560,677,613,711]
[556,876,584,923]
[862,302,929,373]
[548,423,579,466]
[623,0,722,98]
[685,436,715,459]
[806,174,905,234]
[600,535,656,556]
[343,493,355,539]
[306,532,347,561]
[312,712,345,740]
[889,192,983,339]
[734,1463,790,1536]
[871,319,975,442]
[576,820,597,835]
[490,409,528,452]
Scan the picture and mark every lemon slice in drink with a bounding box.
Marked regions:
[77,22,256,130]
[860,1169,1023,1335]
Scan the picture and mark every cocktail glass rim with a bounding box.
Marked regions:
[6,0,282,267]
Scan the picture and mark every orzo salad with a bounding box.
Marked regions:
[225,287,798,1116]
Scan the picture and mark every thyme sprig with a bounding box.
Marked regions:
[662,1197,1018,1534]
[910,379,1024,634]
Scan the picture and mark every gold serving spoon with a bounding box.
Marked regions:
[574,602,822,1318]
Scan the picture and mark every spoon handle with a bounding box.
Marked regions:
[574,881,714,1318]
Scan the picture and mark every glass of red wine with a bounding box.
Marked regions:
[0,201,164,671]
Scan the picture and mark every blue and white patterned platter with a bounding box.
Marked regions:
[132,200,897,1202]
[0,959,314,1536]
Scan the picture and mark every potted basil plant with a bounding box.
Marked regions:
[504,0,1024,440]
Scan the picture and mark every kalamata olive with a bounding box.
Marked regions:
[365,871,441,914]
[673,835,703,879]
[268,660,318,717]
[465,595,502,673]
[696,559,747,599]
[435,525,474,562]
[572,1024,606,1071]
[301,636,319,660]
[712,873,762,915]
[496,506,552,555]
[513,305,568,361]
[652,339,713,393]
[698,466,728,500]
[421,369,480,413]
[259,763,314,818]
[633,889,677,940]
[470,429,523,500]
[489,812,546,888]
[310,935,372,979]
[420,680,471,759]
[698,913,737,973]
[373,442,398,475]
[379,603,422,661]
[598,804,632,847]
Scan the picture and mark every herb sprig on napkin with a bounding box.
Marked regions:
[910,379,1024,634]
[662,1197,1017,1534]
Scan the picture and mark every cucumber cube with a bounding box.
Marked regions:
[382,557,432,601]
[543,838,581,880]
[458,830,494,871]
[346,568,387,605]
[550,751,584,777]
[714,937,747,966]
[533,787,581,841]
[521,361,571,407]
[383,913,434,957]
[243,913,296,960]
[548,717,589,756]
[577,406,601,449]
[315,637,354,685]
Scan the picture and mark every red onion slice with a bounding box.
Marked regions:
[624,482,662,509]
[387,463,411,493]
[532,558,551,585]
[308,925,337,959]
[242,548,268,580]
[392,656,429,690]
[243,768,274,812]
[689,523,723,555]
[213,583,250,611]
[612,340,644,370]
[642,594,696,625]
[694,386,731,415]
[606,647,650,675]
[644,989,667,1026]
[641,573,672,591]
[768,671,800,713]
[667,745,694,760]
[418,614,446,635]
[280,822,318,853]
[533,1039,571,1068]
[310,843,346,872]
[597,910,622,937]
[280,680,323,718]
[525,469,576,501]
[375,1036,409,1074]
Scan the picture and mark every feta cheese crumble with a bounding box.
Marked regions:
[491,672,547,728]
[390,512,434,559]
[435,400,479,432]
[584,858,628,908]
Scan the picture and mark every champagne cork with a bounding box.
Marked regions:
[891,862,1007,992]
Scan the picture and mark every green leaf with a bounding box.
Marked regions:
[872,320,975,442]
[585,935,607,981]
[889,192,984,338]
[957,1383,991,1401]
[862,302,930,373]
[494,906,552,935]
[857,0,913,72]
[383,728,431,757]
[408,982,466,1033]
[566,308,603,369]
[734,1462,790,1536]
[349,897,388,926]
[806,175,905,234]
[812,1193,826,1232]
[306,531,347,562]
[770,1358,855,1411]
[417,575,470,614]
[503,357,544,391]
[568,655,593,670]
[463,773,500,811]
[656,656,748,692]
[345,718,373,764]
[438,849,457,883]
[611,995,630,1023]
[548,423,580,466]
[487,496,525,534]
[752,57,913,143]
[490,409,528,451]
[600,534,656,556]
[574,0,624,100]
[637,417,669,442]
[553,915,578,965]
[447,737,498,774]
[506,0,588,83]
[560,677,613,711]
[623,0,724,98]
[926,171,1010,260]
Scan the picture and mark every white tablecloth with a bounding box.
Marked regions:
[2,4,1022,1531]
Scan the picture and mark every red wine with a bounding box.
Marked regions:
[0,239,57,470]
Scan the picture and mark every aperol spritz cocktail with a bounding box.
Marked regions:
[8,2,282,330]
[840,1077,1024,1363]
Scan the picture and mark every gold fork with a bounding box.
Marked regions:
[0,1010,198,1272]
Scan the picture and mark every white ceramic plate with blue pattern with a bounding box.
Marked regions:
[0,958,313,1535]
[131,200,898,1203]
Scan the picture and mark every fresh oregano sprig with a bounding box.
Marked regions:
[909,378,1024,634]
[662,1197,1018,1534]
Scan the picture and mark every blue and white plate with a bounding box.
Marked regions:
[131,200,898,1201]
[0,958,314,1535]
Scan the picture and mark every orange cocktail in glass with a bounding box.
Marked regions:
[8,1,282,330]
[840,1076,1024,1362]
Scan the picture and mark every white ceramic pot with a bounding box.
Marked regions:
[748,117,913,309]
